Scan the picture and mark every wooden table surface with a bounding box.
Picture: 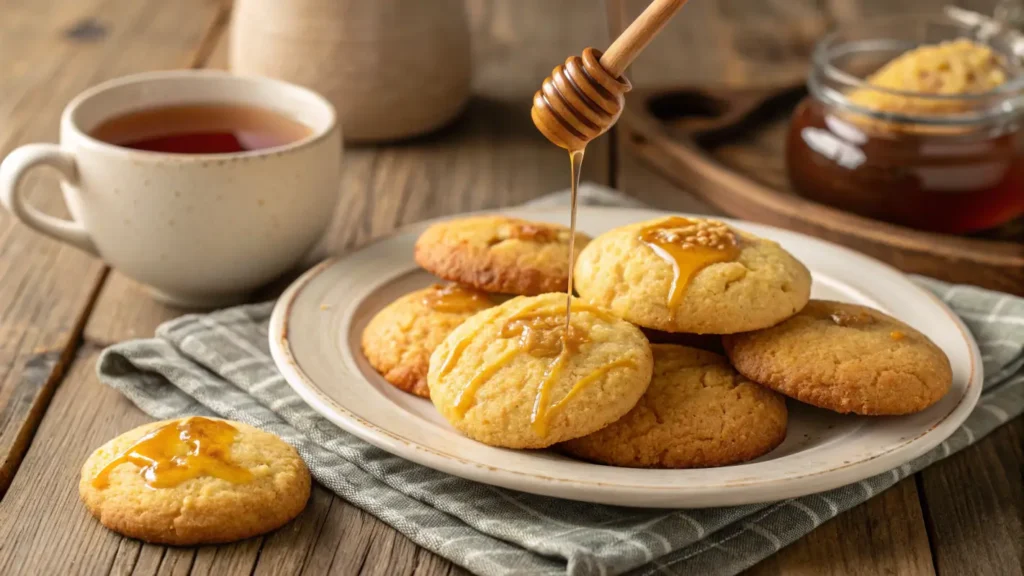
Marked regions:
[0,1,1020,574]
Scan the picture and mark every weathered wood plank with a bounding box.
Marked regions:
[0,0,238,573]
[616,137,719,214]
[413,550,472,576]
[745,478,935,576]
[918,417,1024,576]
[190,538,263,576]
[250,485,335,576]
[0,0,226,496]
[0,348,157,574]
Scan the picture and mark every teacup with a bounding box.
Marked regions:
[0,70,341,308]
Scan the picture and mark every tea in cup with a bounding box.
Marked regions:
[0,70,341,307]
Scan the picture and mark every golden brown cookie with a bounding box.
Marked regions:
[560,344,787,468]
[414,215,590,295]
[362,283,495,397]
[573,216,811,334]
[723,300,953,415]
[427,293,653,449]
[80,417,310,545]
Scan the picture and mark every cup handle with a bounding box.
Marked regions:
[0,144,98,256]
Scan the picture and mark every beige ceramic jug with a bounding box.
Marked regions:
[231,0,472,143]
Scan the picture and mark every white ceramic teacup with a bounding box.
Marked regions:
[0,70,341,308]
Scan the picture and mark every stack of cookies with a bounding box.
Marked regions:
[362,216,590,397]
[362,214,953,469]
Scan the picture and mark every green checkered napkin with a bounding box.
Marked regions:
[98,185,1024,576]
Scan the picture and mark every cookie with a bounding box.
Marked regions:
[80,417,310,545]
[573,216,811,333]
[560,344,787,468]
[427,293,653,448]
[723,300,953,415]
[414,215,591,295]
[362,283,495,397]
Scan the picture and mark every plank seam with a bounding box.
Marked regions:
[247,536,267,576]
[188,0,232,69]
[914,472,943,576]
[0,266,109,499]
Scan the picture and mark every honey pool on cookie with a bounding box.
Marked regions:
[92,417,252,489]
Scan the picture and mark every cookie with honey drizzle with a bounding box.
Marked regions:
[79,417,310,545]
[723,300,953,415]
[560,344,787,468]
[573,216,811,334]
[414,215,591,295]
[427,293,653,449]
[362,283,496,397]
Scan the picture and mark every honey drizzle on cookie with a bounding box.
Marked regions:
[91,417,253,489]
[444,300,634,435]
[565,148,584,333]
[422,283,492,314]
[638,217,741,307]
[444,147,631,437]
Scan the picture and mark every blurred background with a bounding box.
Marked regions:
[0,0,1019,243]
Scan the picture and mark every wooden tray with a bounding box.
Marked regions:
[619,83,1024,295]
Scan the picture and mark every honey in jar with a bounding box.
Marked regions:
[786,16,1024,235]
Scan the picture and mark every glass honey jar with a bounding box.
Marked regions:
[785,14,1024,235]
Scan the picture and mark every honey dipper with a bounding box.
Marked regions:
[531,0,690,150]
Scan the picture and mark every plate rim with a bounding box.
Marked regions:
[269,206,983,507]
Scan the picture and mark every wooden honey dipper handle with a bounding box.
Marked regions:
[531,0,689,150]
[600,0,690,77]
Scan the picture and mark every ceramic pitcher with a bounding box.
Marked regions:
[231,0,472,143]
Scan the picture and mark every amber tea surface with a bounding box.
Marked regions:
[90,103,313,154]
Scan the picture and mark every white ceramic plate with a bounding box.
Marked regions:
[269,207,982,508]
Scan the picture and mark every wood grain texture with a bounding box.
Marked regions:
[918,417,1024,576]
[744,478,935,576]
[0,0,228,497]
[0,348,156,575]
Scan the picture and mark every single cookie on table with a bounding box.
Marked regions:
[80,417,310,545]
[560,344,787,468]
[573,216,811,334]
[362,283,495,398]
[414,215,591,295]
[723,300,953,415]
[427,293,653,449]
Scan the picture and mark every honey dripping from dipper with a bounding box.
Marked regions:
[565,148,583,333]
[531,48,631,347]
[530,0,688,364]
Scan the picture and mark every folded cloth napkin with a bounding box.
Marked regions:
[98,184,1024,576]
